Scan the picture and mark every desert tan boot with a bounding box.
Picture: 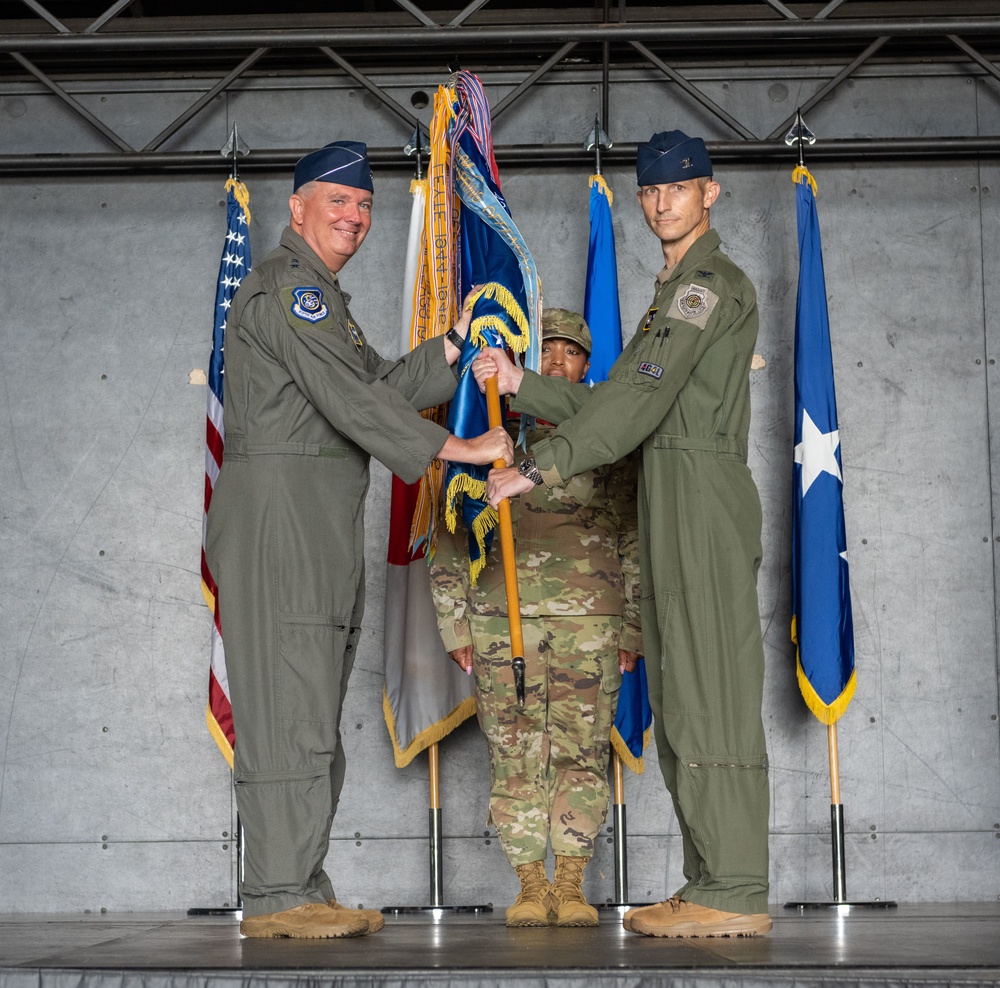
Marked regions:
[625,896,771,938]
[240,902,369,938]
[505,860,551,927]
[327,899,385,933]
[549,855,599,927]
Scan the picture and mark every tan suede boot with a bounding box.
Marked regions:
[327,899,385,933]
[550,855,599,927]
[505,860,551,927]
[239,902,369,938]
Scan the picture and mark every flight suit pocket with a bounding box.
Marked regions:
[659,589,716,717]
[277,617,350,725]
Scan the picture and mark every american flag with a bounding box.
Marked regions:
[201,178,251,768]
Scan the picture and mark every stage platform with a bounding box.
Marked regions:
[1,903,999,988]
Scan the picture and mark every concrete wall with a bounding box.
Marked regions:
[0,60,998,913]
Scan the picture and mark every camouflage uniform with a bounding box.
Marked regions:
[432,420,642,866]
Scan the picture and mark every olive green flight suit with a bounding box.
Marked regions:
[205,227,457,918]
[511,228,769,915]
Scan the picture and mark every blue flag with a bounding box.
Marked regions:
[583,176,653,773]
[791,165,856,724]
[443,71,541,584]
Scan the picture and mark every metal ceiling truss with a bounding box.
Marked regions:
[1,0,999,174]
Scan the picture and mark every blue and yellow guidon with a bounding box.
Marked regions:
[291,286,329,323]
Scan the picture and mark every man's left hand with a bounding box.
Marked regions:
[486,466,536,507]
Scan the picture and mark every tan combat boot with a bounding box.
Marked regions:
[624,896,772,938]
[240,902,369,938]
[505,860,551,927]
[550,855,599,927]
[327,898,386,933]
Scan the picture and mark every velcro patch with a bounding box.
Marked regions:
[642,306,659,331]
[290,286,328,323]
[638,361,663,380]
[668,282,719,330]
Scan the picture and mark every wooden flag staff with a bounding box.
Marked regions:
[485,375,527,706]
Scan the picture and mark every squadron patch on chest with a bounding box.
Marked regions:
[638,361,664,380]
[290,286,329,323]
[642,306,659,332]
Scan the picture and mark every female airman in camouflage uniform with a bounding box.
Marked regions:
[431,309,642,927]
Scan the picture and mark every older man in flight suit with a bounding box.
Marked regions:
[205,141,511,939]
[478,131,771,938]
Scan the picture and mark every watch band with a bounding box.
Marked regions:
[518,456,544,486]
[446,327,466,351]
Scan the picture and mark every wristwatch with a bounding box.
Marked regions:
[518,456,544,486]
[446,327,466,351]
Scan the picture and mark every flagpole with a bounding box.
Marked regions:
[485,376,526,705]
[828,722,847,902]
[611,752,628,903]
[781,114,892,913]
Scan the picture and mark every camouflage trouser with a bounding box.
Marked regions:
[469,613,622,866]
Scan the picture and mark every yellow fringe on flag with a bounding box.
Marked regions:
[792,164,818,196]
[589,173,613,206]
[443,471,499,586]
[791,615,856,724]
[470,282,530,353]
[205,707,234,769]
[610,725,652,774]
[795,654,856,725]
[225,177,251,224]
[382,688,477,768]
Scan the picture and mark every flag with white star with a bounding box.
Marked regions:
[791,165,856,725]
[201,177,251,767]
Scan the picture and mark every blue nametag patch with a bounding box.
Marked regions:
[291,286,329,323]
[638,361,663,380]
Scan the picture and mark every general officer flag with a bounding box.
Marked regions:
[791,165,856,724]
[583,175,653,773]
[202,177,251,767]
[382,175,476,768]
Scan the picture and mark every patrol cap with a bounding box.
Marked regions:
[636,130,712,186]
[542,308,591,355]
[293,140,374,194]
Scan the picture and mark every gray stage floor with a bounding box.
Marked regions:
[1,903,999,988]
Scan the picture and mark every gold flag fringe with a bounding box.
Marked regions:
[382,688,477,768]
[225,177,251,224]
[792,164,818,196]
[589,173,613,206]
[610,725,651,774]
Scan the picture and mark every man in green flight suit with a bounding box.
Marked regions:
[205,140,512,939]
[476,131,771,938]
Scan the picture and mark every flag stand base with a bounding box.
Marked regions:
[784,901,897,910]
[381,804,493,915]
[188,815,243,917]
[783,802,897,911]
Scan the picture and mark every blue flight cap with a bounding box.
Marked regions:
[293,140,374,193]
[636,130,713,186]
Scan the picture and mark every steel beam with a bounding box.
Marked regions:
[2,136,999,176]
[0,18,996,53]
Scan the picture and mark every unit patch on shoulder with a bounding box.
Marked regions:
[638,361,664,380]
[290,286,328,323]
[669,282,719,330]
[642,306,659,332]
[678,285,709,319]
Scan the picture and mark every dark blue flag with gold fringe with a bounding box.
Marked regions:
[443,71,541,583]
[791,164,856,724]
